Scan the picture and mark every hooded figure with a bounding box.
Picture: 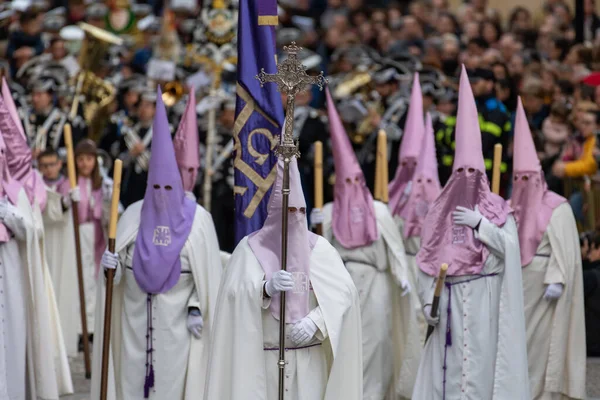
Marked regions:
[321,89,420,400]
[92,87,222,400]
[0,87,47,210]
[174,88,200,196]
[511,98,586,400]
[0,121,73,399]
[205,154,363,400]
[413,66,529,400]
[0,78,74,396]
[388,73,425,223]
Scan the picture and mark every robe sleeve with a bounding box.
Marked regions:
[308,306,328,340]
[261,280,272,309]
[187,286,201,310]
[44,190,68,222]
[543,212,567,285]
[3,201,29,240]
[475,216,518,260]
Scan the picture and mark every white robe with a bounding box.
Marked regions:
[522,203,586,399]
[43,187,79,357]
[204,236,363,400]
[413,215,530,400]
[31,197,73,397]
[322,201,421,399]
[91,200,222,400]
[0,189,68,400]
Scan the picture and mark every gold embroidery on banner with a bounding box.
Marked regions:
[248,128,278,165]
[233,84,281,218]
[258,15,279,26]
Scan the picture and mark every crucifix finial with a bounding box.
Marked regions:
[256,42,327,159]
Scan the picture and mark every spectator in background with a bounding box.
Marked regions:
[521,78,551,132]
[553,108,599,222]
[583,231,600,356]
[7,10,45,76]
[542,100,572,165]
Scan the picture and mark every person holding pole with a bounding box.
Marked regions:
[92,88,222,399]
[204,154,362,400]
[412,66,529,399]
[511,99,586,400]
[0,85,74,394]
[316,89,419,400]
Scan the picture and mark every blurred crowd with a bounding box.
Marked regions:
[2,0,600,346]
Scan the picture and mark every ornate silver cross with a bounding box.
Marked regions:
[256,42,327,159]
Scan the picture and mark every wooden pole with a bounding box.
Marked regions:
[313,141,323,235]
[374,134,382,201]
[64,124,92,378]
[377,130,389,203]
[425,263,449,343]
[491,144,502,195]
[100,159,122,400]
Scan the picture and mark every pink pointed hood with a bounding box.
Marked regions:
[1,78,25,139]
[174,88,200,192]
[248,155,318,324]
[417,65,511,277]
[510,97,566,266]
[401,112,442,238]
[388,72,425,217]
[326,88,378,249]
[0,92,46,210]
[0,127,23,242]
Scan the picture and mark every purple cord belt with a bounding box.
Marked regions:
[441,273,499,400]
[144,294,155,398]
[263,343,322,351]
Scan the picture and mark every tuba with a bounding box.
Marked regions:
[74,23,123,141]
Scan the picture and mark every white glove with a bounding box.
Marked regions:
[0,197,9,220]
[101,250,119,270]
[422,304,439,326]
[70,187,81,202]
[399,279,411,297]
[543,283,564,301]
[452,205,483,229]
[310,208,324,227]
[187,310,203,339]
[290,315,319,346]
[265,270,294,297]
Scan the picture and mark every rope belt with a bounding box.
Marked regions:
[144,294,155,398]
[264,343,322,351]
[442,273,499,400]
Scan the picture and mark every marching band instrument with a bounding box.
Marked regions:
[75,23,123,141]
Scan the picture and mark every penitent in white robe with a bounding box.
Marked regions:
[204,236,363,400]
[522,202,586,399]
[322,201,421,400]
[1,188,70,400]
[413,215,530,400]
[43,186,79,357]
[91,200,222,400]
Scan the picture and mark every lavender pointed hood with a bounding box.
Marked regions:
[174,88,200,192]
[0,89,46,210]
[326,88,378,248]
[388,72,425,217]
[132,87,197,294]
[417,66,511,277]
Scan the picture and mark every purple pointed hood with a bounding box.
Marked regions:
[132,87,197,294]
[174,88,200,192]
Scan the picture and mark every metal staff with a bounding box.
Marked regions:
[491,144,502,195]
[100,159,123,400]
[257,42,327,400]
[64,124,91,378]
[425,263,448,343]
[313,141,323,235]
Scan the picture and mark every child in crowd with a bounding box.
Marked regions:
[542,100,571,160]
[74,139,112,346]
